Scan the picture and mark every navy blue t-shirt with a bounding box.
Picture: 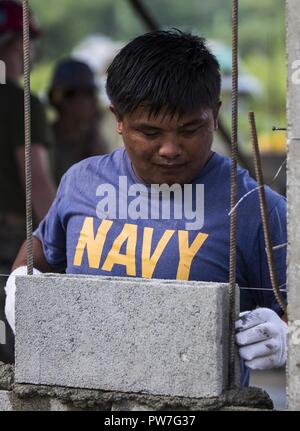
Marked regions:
[34,148,287,384]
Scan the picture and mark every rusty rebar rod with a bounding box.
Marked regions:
[228,0,239,389]
[248,112,287,314]
[127,0,158,31]
[22,0,33,275]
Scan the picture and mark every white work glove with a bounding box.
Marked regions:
[235,307,288,370]
[4,266,42,334]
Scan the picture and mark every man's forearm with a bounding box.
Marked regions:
[12,237,54,273]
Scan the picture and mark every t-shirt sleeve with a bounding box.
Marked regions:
[242,196,287,316]
[11,93,52,149]
[33,175,67,272]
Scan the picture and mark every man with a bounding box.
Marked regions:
[5,30,287,384]
[48,58,109,184]
[0,0,56,363]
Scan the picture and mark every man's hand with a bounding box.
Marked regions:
[5,266,42,334]
[235,308,288,370]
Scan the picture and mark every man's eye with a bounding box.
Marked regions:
[181,127,200,135]
[142,131,160,138]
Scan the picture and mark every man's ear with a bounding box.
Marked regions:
[213,101,222,130]
[110,105,123,135]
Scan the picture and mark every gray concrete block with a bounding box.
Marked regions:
[49,399,72,411]
[0,364,14,390]
[15,274,239,399]
[0,391,13,411]
[287,0,300,411]
[287,0,300,139]
[0,390,50,411]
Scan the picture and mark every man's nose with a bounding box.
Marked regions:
[158,137,182,159]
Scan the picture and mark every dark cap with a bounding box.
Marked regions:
[0,0,41,39]
[49,58,97,106]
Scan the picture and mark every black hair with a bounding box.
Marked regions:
[106,29,221,118]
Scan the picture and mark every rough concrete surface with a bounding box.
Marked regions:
[250,369,286,410]
[0,380,273,411]
[287,0,300,411]
[0,363,13,390]
[0,391,12,411]
[15,274,239,399]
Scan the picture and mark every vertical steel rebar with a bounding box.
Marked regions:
[22,0,33,275]
[228,0,239,389]
[248,112,287,314]
[127,0,158,31]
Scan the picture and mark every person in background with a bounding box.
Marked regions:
[48,58,109,184]
[0,0,56,363]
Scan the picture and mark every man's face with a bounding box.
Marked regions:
[61,88,100,124]
[0,35,37,80]
[112,104,221,185]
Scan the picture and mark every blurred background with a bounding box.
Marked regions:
[0,0,287,408]
[29,1,288,408]
[29,0,287,193]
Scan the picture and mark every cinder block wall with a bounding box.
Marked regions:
[0,275,273,411]
[0,274,276,410]
[287,0,300,412]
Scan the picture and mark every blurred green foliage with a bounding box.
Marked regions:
[29,0,286,150]
[30,0,285,59]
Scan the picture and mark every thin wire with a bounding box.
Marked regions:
[248,112,287,314]
[272,243,287,251]
[228,0,239,390]
[228,185,263,216]
[228,158,287,217]
[0,273,288,292]
[240,287,287,292]
[22,0,33,275]
[272,158,287,182]
[0,273,290,295]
